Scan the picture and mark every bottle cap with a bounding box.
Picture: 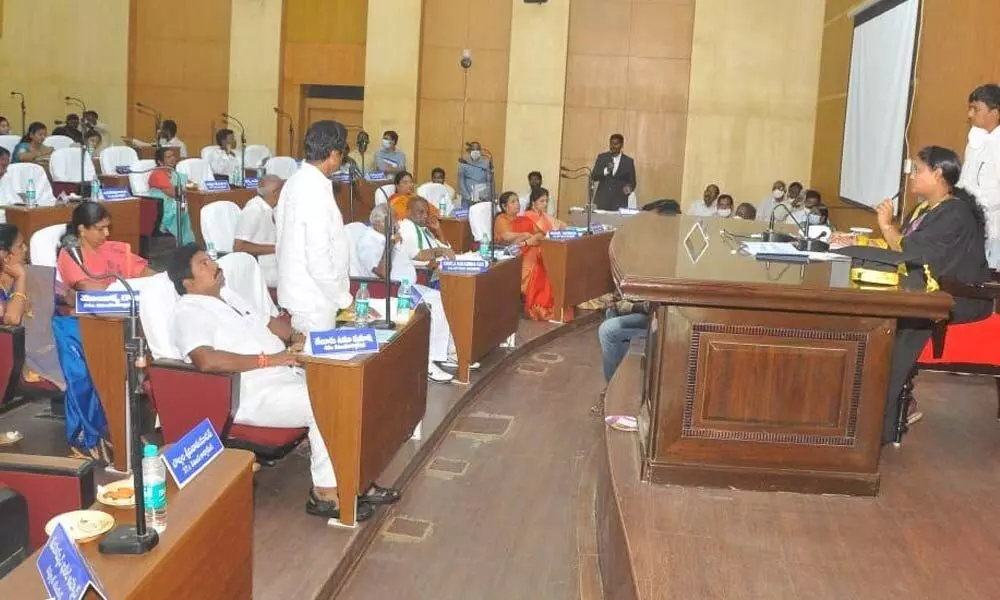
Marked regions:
[143,443,158,458]
[360,282,368,289]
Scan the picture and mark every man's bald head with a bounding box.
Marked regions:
[259,174,284,206]
[407,196,429,226]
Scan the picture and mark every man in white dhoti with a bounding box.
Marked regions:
[960,84,1000,269]
[234,174,282,287]
[168,244,399,521]
[276,120,354,331]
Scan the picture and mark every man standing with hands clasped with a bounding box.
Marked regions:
[591,133,637,211]
[960,84,1000,269]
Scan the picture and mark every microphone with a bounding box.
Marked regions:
[460,49,472,70]
[65,96,86,110]
[9,91,23,99]
[66,243,85,270]
[356,130,370,154]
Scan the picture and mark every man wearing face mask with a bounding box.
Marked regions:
[959,84,1000,268]
[457,141,492,208]
[688,184,721,217]
[757,180,787,222]
[591,133,637,210]
[716,194,734,218]
[787,189,823,231]
[374,130,407,175]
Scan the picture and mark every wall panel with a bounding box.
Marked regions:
[229,0,283,152]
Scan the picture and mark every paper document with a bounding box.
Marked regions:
[741,242,849,262]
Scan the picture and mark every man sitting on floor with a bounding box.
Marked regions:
[167,243,400,522]
[593,299,651,414]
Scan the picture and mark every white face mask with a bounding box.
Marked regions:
[772,189,785,200]
[717,208,732,218]
[382,139,392,150]
[470,150,481,161]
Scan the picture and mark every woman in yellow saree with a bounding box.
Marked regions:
[512,187,567,320]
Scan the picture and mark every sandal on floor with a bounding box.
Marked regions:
[604,415,638,432]
[306,489,375,522]
[363,484,401,505]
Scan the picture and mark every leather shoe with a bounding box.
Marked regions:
[306,489,375,522]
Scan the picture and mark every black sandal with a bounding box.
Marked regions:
[363,483,401,505]
[306,489,375,521]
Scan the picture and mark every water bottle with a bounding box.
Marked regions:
[478,236,491,260]
[256,165,264,181]
[438,197,447,217]
[25,178,36,207]
[207,242,218,261]
[232,164,242,187]
[91,176,102,200]
[355,282,370,324]
[396,279,411,323]
[142,444,167,534]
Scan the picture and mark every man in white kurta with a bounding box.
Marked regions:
[398,197,454,266]
[960,84,1000,268]
[234,175,281,287]
[275,121,354,332]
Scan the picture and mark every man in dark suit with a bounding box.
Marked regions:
[591,133,636,210]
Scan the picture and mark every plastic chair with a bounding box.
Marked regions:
[41,135,74,151]
[375,184,396,206]
[0,164,56,208]
[176,158,214,190]
[469,201,493,242]
[28,225,66,268]
[243,145,272,170]
[47,148,96,183]
[99,146,139,176]
[0,135,20,155]
[264,156,298,180]
[200,201,242,253]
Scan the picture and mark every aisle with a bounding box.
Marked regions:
[340,324,605,600]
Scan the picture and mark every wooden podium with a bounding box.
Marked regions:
[610,214,953,495]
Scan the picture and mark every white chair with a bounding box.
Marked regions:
[217,252,278,319]
[0,163,56,208]
[29,224,66,268]
[200,146,216,160]
[42,135,75,151]
[200,201,242,252]
[0,135,20,155]
[264,156,298,180]
[469,201,493,242]
[416,183,454,214]
[375,184,395,206]
[129,159,157,196]
[518,193,530,214]
[176,158,214,190]
[138,273,183,360]
[99,146,139,176]
[243,145,272,169]
[48,148,97,183]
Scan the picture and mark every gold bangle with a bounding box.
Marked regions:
[8,292,28,303]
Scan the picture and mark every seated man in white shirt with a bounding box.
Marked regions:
[687,184,721,217]
[207,128,241,178]
[234,174,282,287]
[399,197,455,271]
[122,119,189,159]
[167,244,400,521]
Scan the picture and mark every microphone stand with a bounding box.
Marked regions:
[66,97,90,198]
[10,92,26,136]
[561,166,596,236]
[763,201,798,244]
[134,165,186,247]
[370,211,396,331]
[66,247,158,555]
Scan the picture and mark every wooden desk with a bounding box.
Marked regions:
[439,217,473,252]
[568,209,637,229]
[0,449,255,599]
[100,173,132,190]
[300,306,430,526]
[540,231,615,322]
[75,314,130,473]
[610,214,953,495]
[334,179,377,225]
[187,188,257,246]
[439,257,522,383]
[7,199,143,258]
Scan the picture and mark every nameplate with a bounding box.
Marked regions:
[450,207,469,220]
[76,291,137,314]
[589,223,609,233]
[409,285,424,306]
[205,180,231,192]
[364,172,390,182]
[242,177,259,189]
[548,230,583,240]
[36,523,108,600]
[161,418,224,489]
[310,327,379,357]
[439,259,488,274]
[99,187,130,201]
[114,166,131,175]
[505,243,522,257]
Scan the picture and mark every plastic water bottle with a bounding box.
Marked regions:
[91,176,102,200]
[142,444,167,534]
[25,178,36,207]
[478,236,491,260]
[355,282,370,324]
[396,279,411,323]
[438,197,447,217]
[207,242,218,261]
[232,164,242,187]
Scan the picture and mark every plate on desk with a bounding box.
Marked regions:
[97,478,136,507]
[45,510,115,543]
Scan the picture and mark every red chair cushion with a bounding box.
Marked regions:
[919,314,1000,365]
[228,424,308,448]
[139,197,160,237]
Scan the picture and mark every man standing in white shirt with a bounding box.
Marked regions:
[960,84,1000,268]
[234,174,282,287]
[276,120,354,332]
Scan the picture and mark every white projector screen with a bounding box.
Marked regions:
[839,0,920,209]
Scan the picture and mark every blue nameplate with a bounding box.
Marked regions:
[505,243,522,257]
[242,177,259,189]
[439,259,489,274]
[36,523,108,600]
[364,171,390,182]
[100,187,130,201]
[205,179,231,192]
[548,229,583,240]
[162,417,224,489]
[114,165,131,174]
[409,285,424,306]
[310,327,380,357]
[450,207,469,220]
[76,291,137,314]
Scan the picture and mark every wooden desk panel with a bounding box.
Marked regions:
[186,188,257,246]
[0,449,255,600]
[439,258,522,383]
[300,307,430,526]
[99,174,132,190]
[439,218,473,252]
[541,232,615,322]
[77,315,129,473]
[7,199,143,258]
[334,179,377,225]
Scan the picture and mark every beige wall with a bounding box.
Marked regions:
[0,0,130,140]
[501,0,571,206]
[681,0,825,211]
[229,0,283,152]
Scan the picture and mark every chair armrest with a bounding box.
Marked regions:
[0,325,25,410]
[147,360,241,443]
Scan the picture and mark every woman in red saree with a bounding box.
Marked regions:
[512,187,567,320]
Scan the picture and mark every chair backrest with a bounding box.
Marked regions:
[469,201,493,241]
[138,272,183,360]
[47,148,96,183]
[41,135,74,151]
[128,159,156,196]
[0,163,56,207]
[243,145,272,169]
[217,252,278,319]
[0,135,19,155]
[345,222,371,278]
[29,224,66,268]
[99,146,139,176]
[375,184,395,206]
[264,156,298,180]
[176,158,214,190]
[416,183,453,212]
[200,201,242,252]
[200,145,216,160]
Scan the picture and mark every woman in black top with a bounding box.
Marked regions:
[877,145,992,444]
